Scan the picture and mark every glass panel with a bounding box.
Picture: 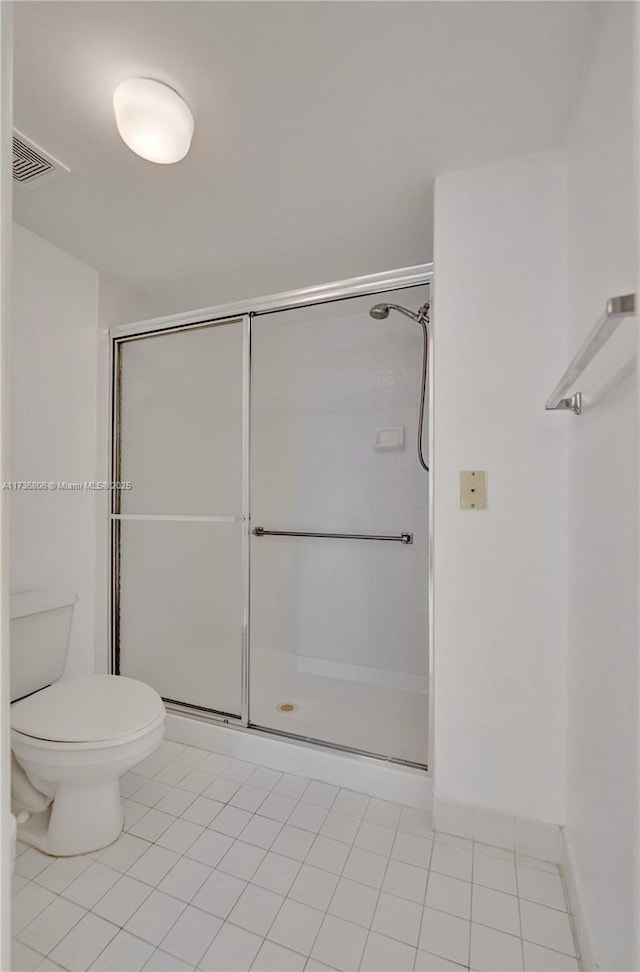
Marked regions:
[118,519,243,716]
[249,287,429,763]
[119,321,245,516]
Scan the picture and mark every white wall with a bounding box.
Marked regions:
[10,225,99,679]
[564,4,639,969]
[433,148,568,824]
[10,225,156,683]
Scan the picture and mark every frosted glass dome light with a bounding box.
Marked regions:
[113,78,194,164]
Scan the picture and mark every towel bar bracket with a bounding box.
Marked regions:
[545,392,582,415]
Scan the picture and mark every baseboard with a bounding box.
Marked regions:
[562,831,598,970]
[165,712,433,811]
[433,795,563,863]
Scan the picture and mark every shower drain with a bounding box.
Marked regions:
[277,702,297,713]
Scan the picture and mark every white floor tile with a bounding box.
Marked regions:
[125,890,186,946]
[519,901,576,956]
[251,852,301,895]
[121,773,147,798]
[304,960,335,971]
[365,799,402,829]
[34,856,90,894]
[342,847,388,889]
[248,768,283,792]
[332,790,370,820]
[209,805,253,838]
[371,892,422,946]
[270,825,316,862]
[305,836,350,875]
[155,789,197,818]
[197,752,232,775]
[355,821,395,857]
[181,796,224,827]
[218,840,267,880]
[391,831,433,869]
[473,853,517,895]
[516,865,567,912]
[90,930,154,971]
[516,856,559,875]
[93,875,153,927]
[15,849,52,880]
[430,843,473,882]
[399,808,433,838]
[132,781,173,808]
[203,778,242,803]
[425,872,471,919]
[158,857,213,903]
[156,741,187,762]
[230,785,270,813]
[200,922,262,971]
[239,814,283,850]
[12,874,29,897]
[184,830,234,869]
[13,884,57,934]
[311,913,368,971]
[522,941,580,971]
[128,845,181,887]
[179,770,217,794]
[124,800,150,831]
[18,897,86,957]
[383,859,428,904]
[191,869,246,919]
[418,908,470,967]
[251,939,306,972]
[173,747,209,769]
[469,923,523,972]
[129,809,175,842]
[414,950,468,971]
[268,899,324,954]
[160,905,222,966]
[99,834,151,873]
[361,931,416,971]
[228,883,284,936]
[286,801,327,832]
[435,834,473,853]
[328,877,378,927]
[319,811,360,845]
[155,819,204,856]
[154,763,192,787]
[274,775,310,800]
[143,947,194,971]
[255,792,297,823]
[11,939,44,972]
[289,865,339,911]
[302,782,338,810]
[222,760,257,784]
[134,756,167,780]
[49,912,118,970]
[472,885,521,936]
[35,960,66,972]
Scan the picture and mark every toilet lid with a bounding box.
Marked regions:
[11,675,165,743]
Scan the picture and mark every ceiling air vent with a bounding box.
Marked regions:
[12,130,69,188]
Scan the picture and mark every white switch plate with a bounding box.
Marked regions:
[460,470,487,509]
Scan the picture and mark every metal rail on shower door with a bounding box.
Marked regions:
[545,293,637,414]
[252,527,413,544]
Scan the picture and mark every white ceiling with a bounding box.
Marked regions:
[13,1,602,315]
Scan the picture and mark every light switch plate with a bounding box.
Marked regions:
[375,426,405,451]
[460,470,487,509]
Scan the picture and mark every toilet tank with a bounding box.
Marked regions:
[10,591,77,702]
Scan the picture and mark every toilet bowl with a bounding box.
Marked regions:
[12,674,165,856]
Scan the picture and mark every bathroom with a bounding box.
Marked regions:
[1,2,638,971]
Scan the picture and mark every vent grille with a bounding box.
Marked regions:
[13,136,54,182]
[12,130,69,187]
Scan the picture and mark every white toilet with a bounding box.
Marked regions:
[10,590,165,857]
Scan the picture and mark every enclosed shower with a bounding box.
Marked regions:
[111,276,431,768]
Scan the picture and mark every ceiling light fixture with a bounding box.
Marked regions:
[113,78,194,165]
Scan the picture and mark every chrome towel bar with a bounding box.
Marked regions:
[252,527,413,544]
[546,293,636,414]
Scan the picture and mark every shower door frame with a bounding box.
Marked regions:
[109,263,434,770]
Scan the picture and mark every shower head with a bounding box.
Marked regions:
[369,304,390,320]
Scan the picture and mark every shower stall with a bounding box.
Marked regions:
[111,268,432,768]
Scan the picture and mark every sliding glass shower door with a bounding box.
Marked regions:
[249,289,429,764]
[114,318,249,718]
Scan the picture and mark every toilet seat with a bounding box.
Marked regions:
[11,674,165,745]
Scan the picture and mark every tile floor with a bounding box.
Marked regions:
[11,739,580,972]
